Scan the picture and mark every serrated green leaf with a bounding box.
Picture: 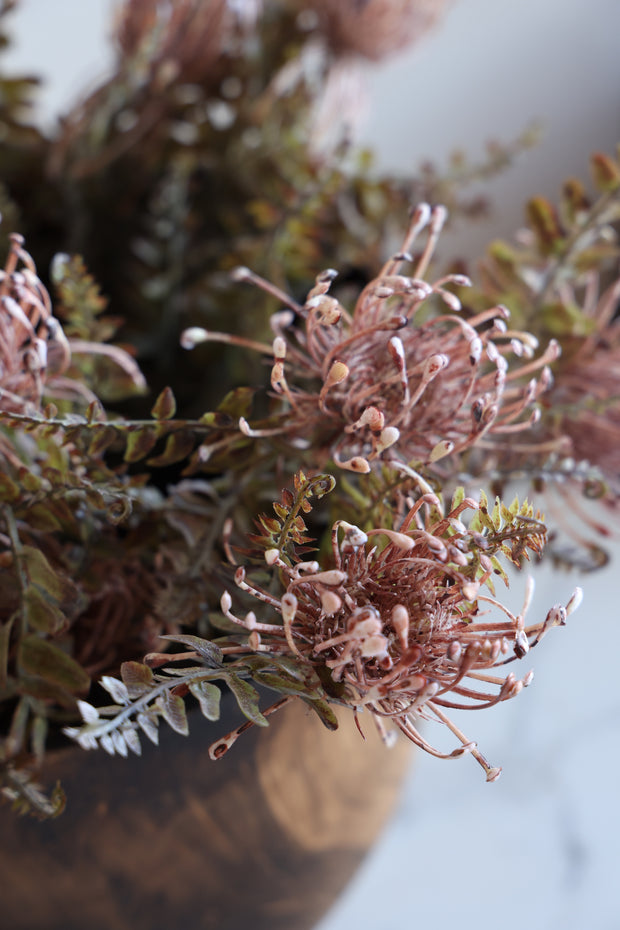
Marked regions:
[224,673,268,727]
[18,635,90,693]
[490,497,502,531]
[189,680,221,721]
[489,555,508,586]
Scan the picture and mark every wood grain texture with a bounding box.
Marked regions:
[0,698,411,930]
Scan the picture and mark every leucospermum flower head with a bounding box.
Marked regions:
[220,477,581,780]
[183,203,559,474]
[306,0,447,61]
[0,233,146,416]
[0,233,70,413]
[62,472,581,779]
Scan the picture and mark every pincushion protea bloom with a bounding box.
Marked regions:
[62,472,580,779]
[217,481,581,780]
[0,233,145,415]
[0,232,70,413]
[184,203,560,474]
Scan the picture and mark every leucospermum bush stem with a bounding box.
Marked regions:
[183,203,562,475]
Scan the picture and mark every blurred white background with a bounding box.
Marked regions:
[3,2,619,928]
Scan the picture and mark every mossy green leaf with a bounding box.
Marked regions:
[159,634,224,666]
[120,661,154,698]
[147,431,195,466]
[156,691,189,735]
[150,386,176,420]
[0,473,20,502]
[303,697,339,731]
[18,635,90,693]
[225,673,267,727]
[189,680,221,721]
[124,428,158,462]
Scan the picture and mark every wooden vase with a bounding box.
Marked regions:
[0,698,411,930]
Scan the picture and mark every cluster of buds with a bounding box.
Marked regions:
[184,203,560,474]
[220,485,581,779]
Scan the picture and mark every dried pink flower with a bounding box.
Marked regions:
[304,0,447,61]
[185,203,559,474]
[0,233,70,413]
[114,0,261,84]
[0,235,145,415]
[218,483,580,779]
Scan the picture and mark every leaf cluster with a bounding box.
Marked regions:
[467,150,620,344]
[247,470,336,566]
[63,634,337,760]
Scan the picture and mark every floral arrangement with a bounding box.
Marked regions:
[1,0,617,819]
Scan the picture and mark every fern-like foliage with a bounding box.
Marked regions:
[63,633,337,760]
[246,470,336,566]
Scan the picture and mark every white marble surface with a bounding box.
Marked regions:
[3,3,620,928]
[317,554,620,930]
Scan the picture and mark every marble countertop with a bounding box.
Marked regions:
[317,552,620,930]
